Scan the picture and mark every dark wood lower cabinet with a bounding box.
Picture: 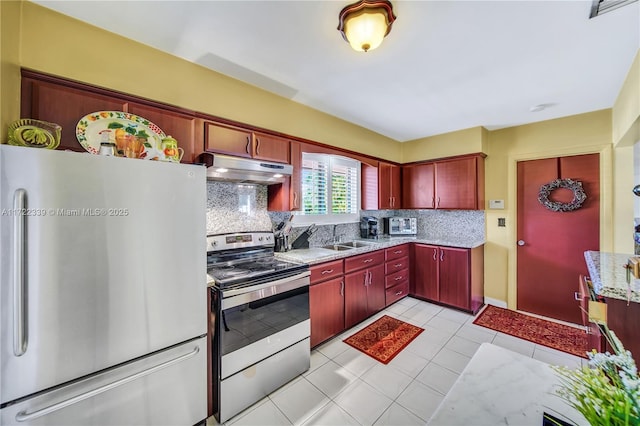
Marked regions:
[310,277,345,348]
[413,245,439,301]
[344,264,385,329]
[439,247,471,310]
[412,244,484,314]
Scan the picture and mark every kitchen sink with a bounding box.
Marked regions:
[338,240,376,248]
[322,244,355,251]
[322,240,376,251]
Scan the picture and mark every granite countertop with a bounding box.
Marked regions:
[584,251,640,303]
[275,235,485,265]
[427,343,587,426]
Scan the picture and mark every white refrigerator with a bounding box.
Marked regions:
[0,145,208,425]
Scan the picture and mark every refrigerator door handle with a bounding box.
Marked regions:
[13,188,27,357]
[14,345,200,423]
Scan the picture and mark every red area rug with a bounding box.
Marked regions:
[473,305,589,359]
[343,315,424,364]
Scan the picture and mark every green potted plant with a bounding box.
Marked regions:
[551,326,639,426]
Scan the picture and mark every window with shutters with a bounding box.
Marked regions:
[295,153,360,224]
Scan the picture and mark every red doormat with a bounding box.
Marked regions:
[343,315,424,364]
[473,305,589,359]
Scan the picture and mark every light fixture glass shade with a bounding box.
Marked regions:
[344,9,388,52]
[338,0,396,52]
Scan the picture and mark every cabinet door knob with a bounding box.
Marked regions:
[440,251,444,261]
[256,137,260,155]
[433,249,437,261]
[245,136,251,154]
[517,240,526,246]
[340,281,344,297]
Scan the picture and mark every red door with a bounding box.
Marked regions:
[517,154,599,324]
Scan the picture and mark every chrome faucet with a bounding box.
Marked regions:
[332,224,342,244]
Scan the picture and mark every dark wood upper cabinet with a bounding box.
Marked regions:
[361,161,401,210]
[127,103,197,163]
[289,141,302,210]
[21,78,127,152]
[435,157,477,210]
[402,163,435,209]
[20,71,198,162]
[402,154,485,210]
[204,121,252,158]
[379,162,401,209]
[253,132,290,163]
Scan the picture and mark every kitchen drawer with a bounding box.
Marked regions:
[344,250,385,273]
[310,259,344,283]
[385,256,409,275]
[385,244,409,261]
[386,281,409,306]
[385,268,409,289]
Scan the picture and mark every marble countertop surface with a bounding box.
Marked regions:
[584,251,640,303]
[427,343,587,426]
[275,235,485,265]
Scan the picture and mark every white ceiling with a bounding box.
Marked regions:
[33,0,640,142]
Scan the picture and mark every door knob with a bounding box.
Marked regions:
[517,240,526,246]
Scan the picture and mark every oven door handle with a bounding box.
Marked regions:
[221,270,311,310]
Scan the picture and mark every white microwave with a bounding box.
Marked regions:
[384,217,417,235]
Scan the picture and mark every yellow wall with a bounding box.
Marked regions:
[401,126,486,163]
[484,110,617,304]
[5,1,402,161]
[613,50,640,147]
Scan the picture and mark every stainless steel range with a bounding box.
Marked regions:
[207,231,310,423]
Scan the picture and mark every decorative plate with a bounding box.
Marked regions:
[75,111,166,158]
[8,118,61,149]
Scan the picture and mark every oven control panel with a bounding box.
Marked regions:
[207,232,274,252]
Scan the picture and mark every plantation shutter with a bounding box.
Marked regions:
[301,154,328,214]
[331,157,359,214]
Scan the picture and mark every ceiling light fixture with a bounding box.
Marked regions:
[338,0,397,52]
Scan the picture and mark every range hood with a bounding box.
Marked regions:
[197,153,293,185]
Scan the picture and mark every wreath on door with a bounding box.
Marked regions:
[538,178,587,212]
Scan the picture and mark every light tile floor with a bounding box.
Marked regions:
[208,297,585,426]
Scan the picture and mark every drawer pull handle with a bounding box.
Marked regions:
[394,250,402,254]
[363,259,373,263]
[574,291,582,301]
[395,291,403,296]
[395,276,403,281]
[321,269,334,275]
[394,263,403,268]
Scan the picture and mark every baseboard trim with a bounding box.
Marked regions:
[484,297,507,308]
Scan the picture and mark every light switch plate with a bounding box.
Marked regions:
[489,199,505,209]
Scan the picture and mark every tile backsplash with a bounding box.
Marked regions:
[207,182,485,245]
[206,182,272,235]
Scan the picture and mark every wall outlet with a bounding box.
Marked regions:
[489,199,505,209]
[498,218,506,227]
